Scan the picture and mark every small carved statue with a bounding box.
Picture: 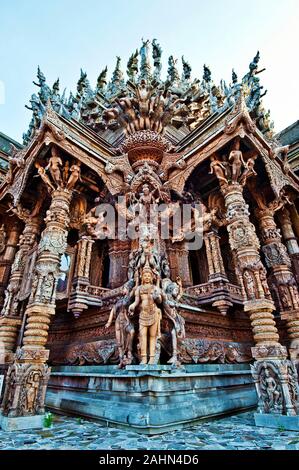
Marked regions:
[162,273,185,365]
[45,148,63,187]
[135,80,153,130]
[66,161,81,190]
[243,270,256,300]
[228,138,245,184]
[0,224,6,254]
[26,372,40,413]
[289,281,299,309]
[261,366,281,413]
[209,156,228,187]
[239,157,257,186]
[105,282,135,368]
[40,273,55,303]
[138,183,158,221]
[34,162,55,192]
[137,236,160,278]
[129,264,162,364]
[278,284,292,310]
[259,268,271,299]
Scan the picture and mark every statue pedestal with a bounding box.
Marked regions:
[46,364,257,434]
[254,412,299,431]
[0,413,45,431]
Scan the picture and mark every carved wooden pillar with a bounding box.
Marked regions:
[69,236,95,318]
[257,207,299,362]
[2,222,21,263]
[108,239,130,288]
[278,208,299,256]
[223,185,278,343]
[74,236,94,281]
[167,241,192,287]
[204,231,227,280]
[222,183,298,417]
[0,189,72,429]
[286,205,299,286]
[0,221,22,308]
[288,205,299,240]
[75,237,87,278]
[0,217,41,364]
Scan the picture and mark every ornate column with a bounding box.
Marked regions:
[167,241,192,287]
[2,222,21,263]
[223,184,278,341]
[0,216,41,364]
[204,230,226,280]
[211,142,299,423]
[69,236,95,318]
[257,207,299,362]
[108,239,130,288]
[204,230,232,315]
[225,184,298,418]
[288,205,299,241]
[0,188,72,430]
[74,236,94,281]
[285,205,299,286]
[0,221,22,308]
[278,208,299,256]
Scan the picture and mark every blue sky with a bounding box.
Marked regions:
[0,0,298,142]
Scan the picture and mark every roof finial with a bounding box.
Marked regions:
[152,39,162,81]
[127,50,139,83]
[96,66,108,91]
[182,56,191,81]
[167,56,180,83]
[111,56,123,84]
[139,39,151,81]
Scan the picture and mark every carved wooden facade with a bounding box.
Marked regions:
[0,42,298,423]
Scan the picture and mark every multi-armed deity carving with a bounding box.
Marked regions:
[111,239,186,367]
[19,41,274,149]
[110,185,187,365]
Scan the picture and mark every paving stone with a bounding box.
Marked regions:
[201,444,227,450]
[0,411,298,450]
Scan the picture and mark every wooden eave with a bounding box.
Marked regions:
[0,108,128,204]
[166,105,299,195]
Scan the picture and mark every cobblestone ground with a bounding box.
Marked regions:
[0,411,299,450]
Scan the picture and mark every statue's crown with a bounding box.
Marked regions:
[142,259,153,277]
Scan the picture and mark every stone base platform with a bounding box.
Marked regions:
[46,364,257,434]
[255,413,299,431]
[0,413,45,431]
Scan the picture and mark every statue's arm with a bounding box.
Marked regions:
[177,278,183,301]
[105,305,116,328]
[129,288,140,313]
[153,287,162,304]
